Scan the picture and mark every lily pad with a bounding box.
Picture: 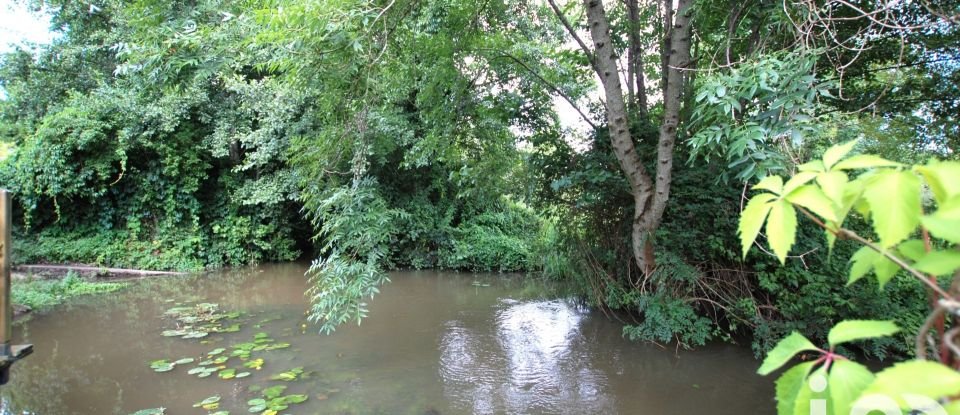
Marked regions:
[243,358,264,370]
[193,395,221,410]
[219,368,237,379]
[208,348,226,356]
[269,367,303,381]
[173,357,195,365]
[129,409,165,415]
[149,360,175,373]
[262,385,287,399]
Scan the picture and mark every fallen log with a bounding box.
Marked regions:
[14,264,189,276]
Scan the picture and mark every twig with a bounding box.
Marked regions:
[796,206,954,301]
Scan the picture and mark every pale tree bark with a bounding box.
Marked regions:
[626,0,647,115]
[581,0,693,274]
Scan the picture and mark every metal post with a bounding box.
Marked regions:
[0,189,10,357]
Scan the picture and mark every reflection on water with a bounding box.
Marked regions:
[0,265,773,415]
[440,300,614,414]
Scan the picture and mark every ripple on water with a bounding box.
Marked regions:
[439,298,616,414]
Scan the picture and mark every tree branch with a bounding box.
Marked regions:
[796,206,954,300]
[546,0,601,76]
[490,51,598,130]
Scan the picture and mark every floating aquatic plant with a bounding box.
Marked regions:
[193,395,221,410]
[268,367,303,381]
[247,385,308,414]
[148,360,175,372]
[129,408,165,415]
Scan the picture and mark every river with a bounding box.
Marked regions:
[0,263,774,414]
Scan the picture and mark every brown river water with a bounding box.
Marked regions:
[0,263,774,414]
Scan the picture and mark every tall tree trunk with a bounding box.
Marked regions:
[583,0,693,274]
[641,0,693,242]
[626,0,648,115]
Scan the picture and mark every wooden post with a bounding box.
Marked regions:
[0,189,32,385]
[0,190,10,357]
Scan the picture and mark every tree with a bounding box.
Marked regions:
[548,0,693,274]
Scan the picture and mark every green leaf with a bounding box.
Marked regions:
[792,367,828,415]
[897,239,926,261]
[863,170,921,248]
[758,332,820,375]
[775,362,815,415]
[922,195,960,243]
[828,360,874,415]
[913,250,960,276]
[915,160,960,203]
[862,361,960,407]
[848,246,879,286]
[739,193,777,258]
[827,320,899,346]
[823,140,859,169]
[284,394,308,404]
[798,160,825,173]
[833,155,901,170]
[922,215,960,244]
[785,185,838,222]
[872,254,899,288]
[766,200,797,264]
[783,172,818,196]
[262,385,287,399]
[816,171,848,207]
[754,175,784,194]
[194,396,222,408]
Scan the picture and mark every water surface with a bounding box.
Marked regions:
[1,264,774,414]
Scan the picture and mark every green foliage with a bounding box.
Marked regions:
[437,200,544,272]
[689,51,834,181]
[12,272,127,310]
[621,291,715,348]
[304,181,397,334]
[745,143,960,414]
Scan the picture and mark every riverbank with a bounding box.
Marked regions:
[11,269,130,317]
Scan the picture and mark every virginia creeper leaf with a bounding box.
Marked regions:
[823,140,859,170]
[816,171,848,208]
[827,320,899,346]
[775,362,815,415]
[833,155,901,171]
[786,185,838,222]
[922,195,960,243]
[896,240,926,262]
[848,246,878,286]
[913,250,960,276]
[863,170,921,248]
[922,216,960,244]
[915,160,960,204]
[758,332,819,375]
[862,361,960,407]
[739,193,777,258]
[798,160,825,173]
[792,367,828,415]
[766,200,797,265]
[829,360,875,415]
[783,172,818,196]
[755,175,784,194]
[873,254,899,288]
